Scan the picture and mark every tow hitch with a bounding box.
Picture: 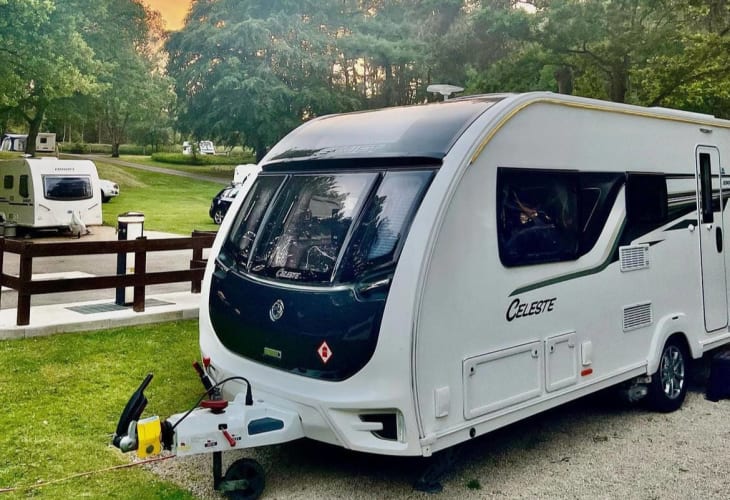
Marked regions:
[112,363,303,499]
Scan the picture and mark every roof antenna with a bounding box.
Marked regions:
[427,84,464,101]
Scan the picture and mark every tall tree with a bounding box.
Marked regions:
[166,0,361,161]
[82,0,174,157]
[0,0,99,155]
[466,0,730,114]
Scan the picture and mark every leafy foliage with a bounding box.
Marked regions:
[5,0,730,158]
[0,0,100,154]
[150,152,252,166]
[165,0,475,160]
[0,1,173,156]
[465,0,730,114]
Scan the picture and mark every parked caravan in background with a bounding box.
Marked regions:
[182,140,216,155]
[114,92,730,497]
[232,163,259,184]
[0,157,102,229]
[0,134,26,152]
[198,140,216,155]
[35,133,56,153]
[0,133,56,153]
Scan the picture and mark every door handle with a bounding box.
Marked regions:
[716,226,723,253]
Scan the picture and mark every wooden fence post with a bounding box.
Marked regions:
[191,232,204,293]
[0,237,4,309]
[17,242,33,326]
[133,237,147,312]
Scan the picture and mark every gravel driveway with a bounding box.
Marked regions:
[148,354,730,499]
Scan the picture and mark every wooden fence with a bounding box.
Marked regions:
[0,230,216,326]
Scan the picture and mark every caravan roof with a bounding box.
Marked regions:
[265,96,505,165]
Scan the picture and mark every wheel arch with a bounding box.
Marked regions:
[646,313,695,375]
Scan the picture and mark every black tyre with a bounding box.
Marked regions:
[223,458,265,500]
[101,191,111,203]
[213,209,225,224]
[646,337,689,412]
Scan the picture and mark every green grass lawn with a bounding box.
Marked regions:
[0,320,203,498]
[95,160,222,234]
[0,157,234,498]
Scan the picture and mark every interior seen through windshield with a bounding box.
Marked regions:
[226,169,435,284]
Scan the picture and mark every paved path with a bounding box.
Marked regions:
[63,153,230,185]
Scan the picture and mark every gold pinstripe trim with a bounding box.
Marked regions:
[469,96,729,165]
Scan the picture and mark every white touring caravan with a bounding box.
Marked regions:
[0,158,102,230]
[114,92,730,497]
[0,133,56,153]
[232,163,259,184]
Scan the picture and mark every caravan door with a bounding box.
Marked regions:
[696,146,728,332]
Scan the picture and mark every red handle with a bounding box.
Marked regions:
[200,399,228,411]
[221,429,236,447]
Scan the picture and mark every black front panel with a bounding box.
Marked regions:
[209,263,386,381]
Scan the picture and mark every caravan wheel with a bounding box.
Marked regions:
[213,209,225,225]
[222,458,265,500]
[647,337,689,413]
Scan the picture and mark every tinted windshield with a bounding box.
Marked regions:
[224,169,435,285]
[43,176,93,200]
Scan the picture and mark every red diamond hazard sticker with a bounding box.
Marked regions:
[317,341,333,364]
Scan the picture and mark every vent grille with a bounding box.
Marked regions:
[620,244,650,272]
[623,302,652,331]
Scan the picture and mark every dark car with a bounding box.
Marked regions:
[209,184,241,224]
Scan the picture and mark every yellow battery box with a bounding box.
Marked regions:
[136,416,162,458]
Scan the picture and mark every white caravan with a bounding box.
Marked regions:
[114,92,730,496]
[0,133,56,153]
[232,163,259,184]
[182,140,216,155]
[0,158,102,229]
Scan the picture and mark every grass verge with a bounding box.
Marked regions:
[95,160,222,234]
[117,155,242,181]
[0,320,202,499]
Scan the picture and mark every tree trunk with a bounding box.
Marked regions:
[26,108,46,157]
[607,59,629,103]
[111,142,120,158]
[554,66,574,95]
[255,139,267,163]
[384,61,395,107]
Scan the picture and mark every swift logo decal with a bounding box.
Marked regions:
[506,297,556,322]
[276,269,302,280]
[269,299,285,322]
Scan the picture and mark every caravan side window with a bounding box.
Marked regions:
[3,176,12,189]
[498,169,580,267]
[19,175,29,198]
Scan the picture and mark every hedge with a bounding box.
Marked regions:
[150,152,254,166]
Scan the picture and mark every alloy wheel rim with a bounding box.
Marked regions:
[660,345,685,400]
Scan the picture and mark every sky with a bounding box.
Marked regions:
[143,0,192,31]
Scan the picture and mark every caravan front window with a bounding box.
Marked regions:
[248,173,377,283]
[224,169,435,285]
[43,176,93,201]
